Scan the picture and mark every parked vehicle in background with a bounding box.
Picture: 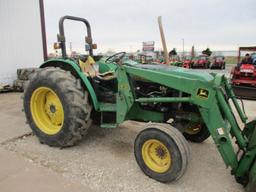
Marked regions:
[137,54,154,64]
[169,55,183,67]
[251,53,256,65]
[210,56,225,69]
[231,46,256,99]
[192,54,210,69]
[182,55,194,68]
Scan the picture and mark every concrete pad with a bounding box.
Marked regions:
[0,93,31,143]
[0,147,94,192]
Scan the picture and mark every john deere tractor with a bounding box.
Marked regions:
[23,16,256,191]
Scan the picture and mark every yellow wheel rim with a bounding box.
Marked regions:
[185,123,202,135]
[142,139,171,173]
[30,87,64,135]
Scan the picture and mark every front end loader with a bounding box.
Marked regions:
[23,16,256,191]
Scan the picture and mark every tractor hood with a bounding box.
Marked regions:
[184,60,192,63]
[125,64,214,82]
[197,60,206,64]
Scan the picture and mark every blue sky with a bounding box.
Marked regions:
[44,0,256,54]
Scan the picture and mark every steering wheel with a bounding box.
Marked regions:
[105,52,126,64]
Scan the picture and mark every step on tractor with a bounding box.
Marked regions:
[192,54,211,69]
[231,46,256,100]
[23,16,256,191]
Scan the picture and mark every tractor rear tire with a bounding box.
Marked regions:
[134,123,190,183]
[183,123,210,143]
[172,120,210,143]
[23,67,92,147]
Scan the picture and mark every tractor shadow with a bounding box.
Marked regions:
[80,121,144,158]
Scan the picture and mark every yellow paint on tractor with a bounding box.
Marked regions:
[30,87,64,135]
[185,123,202,135]
[142,139,171,173]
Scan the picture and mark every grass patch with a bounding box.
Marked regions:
[225,56,237,65]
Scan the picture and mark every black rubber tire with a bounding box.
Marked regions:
[134,123,190,183]
[183,123,210,143]
[171,120,210,143]
[23,67,92,147]
[17,68,37,80]
[222,63,226,69]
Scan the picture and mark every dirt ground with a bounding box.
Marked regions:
[0,66,254,192]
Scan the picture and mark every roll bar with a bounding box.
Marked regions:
[58,15,93,57]
[238,46,256,63]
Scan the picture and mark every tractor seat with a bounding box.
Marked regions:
[79,55,117,103]
[79,55,116,81]
[91,74,117,88]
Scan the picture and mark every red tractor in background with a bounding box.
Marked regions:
[182,55,194,68]
[231,46,256,99]
[210,56,226,69]
[192,54,210,69]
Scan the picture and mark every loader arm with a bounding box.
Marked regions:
[116,64,256,188]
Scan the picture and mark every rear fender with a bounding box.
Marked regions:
[40,58,99,110]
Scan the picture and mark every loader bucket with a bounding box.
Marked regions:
[246,160,256,192]
[243,119,256,192]
[232,85,256,100]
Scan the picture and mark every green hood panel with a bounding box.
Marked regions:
[128,64,214,82]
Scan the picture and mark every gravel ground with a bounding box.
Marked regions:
[1,64,253,192]
[2,120,244,192]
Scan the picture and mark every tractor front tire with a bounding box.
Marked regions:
[24,67,92,147]
[134,123,190,183]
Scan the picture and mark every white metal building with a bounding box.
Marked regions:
[0,0,46,84]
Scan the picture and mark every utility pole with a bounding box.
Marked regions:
[191,45,195,58]
[69,42,72,55]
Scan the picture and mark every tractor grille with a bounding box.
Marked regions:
[240,72,254,78]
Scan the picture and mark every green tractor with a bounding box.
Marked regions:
[24,16,256,191]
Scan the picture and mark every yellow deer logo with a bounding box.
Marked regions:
[197,88,209,99]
